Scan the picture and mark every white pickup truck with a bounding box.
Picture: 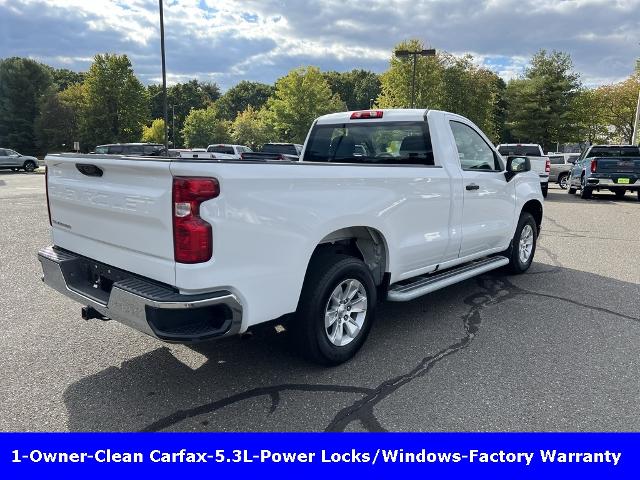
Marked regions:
[39,109,543,364]
[496,144,550,197]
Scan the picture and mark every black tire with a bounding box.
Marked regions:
[23,160,36,172]
[291,254,376,365]
[558,174,569,190]
[614,190,626,199]
[580,176,592,199]
[541,183,548,198]
[504,212,537,274]
[10,168,18,172]
[637,190,640,202]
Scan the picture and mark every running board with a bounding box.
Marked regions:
[387,256,509,302]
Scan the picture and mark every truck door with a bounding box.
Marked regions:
[447,119,515,258]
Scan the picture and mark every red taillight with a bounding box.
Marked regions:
[45,165,52,226]
[350,110,383,119]
[591,159,597,173]
[545,159,551,173]
[172,177,219,264]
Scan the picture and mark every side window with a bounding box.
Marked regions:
[95,146,108,154]
[0,149,6,156]
[108,145,123,154]
[128,145,143,155]
[449,121,501,171]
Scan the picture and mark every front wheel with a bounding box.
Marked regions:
[505,212,537,274]
[23,160,36,172]
[291,255,377,365]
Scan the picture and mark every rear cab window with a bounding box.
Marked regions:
[587,146,640,158]
[207,145,235,154]
[302,121,434,165]
[263,144,297,155]
[549,156,565,164]
[497,145,542,156]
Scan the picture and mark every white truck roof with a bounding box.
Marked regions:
[316,109,430,124]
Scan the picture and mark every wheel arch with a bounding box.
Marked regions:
[521,199,543,234]
[305,226,389,287]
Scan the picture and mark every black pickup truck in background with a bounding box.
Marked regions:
[568,145,640,200]
[240,143,303,161]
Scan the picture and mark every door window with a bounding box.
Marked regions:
[0,149,6,157]
[450,121,501,171]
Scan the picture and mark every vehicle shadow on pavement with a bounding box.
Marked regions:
[62,262,640,432]
[545,187,638,204]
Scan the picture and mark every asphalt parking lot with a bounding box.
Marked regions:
[1,171,639,432]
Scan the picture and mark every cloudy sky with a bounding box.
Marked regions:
[0,0,638,90]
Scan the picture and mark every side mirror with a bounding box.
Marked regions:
[505,156,530,181]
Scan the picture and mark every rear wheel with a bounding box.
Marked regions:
[558,174,569,189]
[580,176,592,199]
[505,212,537,274]
[291,254,377,365]
[23,160,36,172]
[614,190,626,199]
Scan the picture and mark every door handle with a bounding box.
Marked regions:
[465,183,480,191]
[76,164,103,177]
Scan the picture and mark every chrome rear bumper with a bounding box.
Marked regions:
[38,246,242,342]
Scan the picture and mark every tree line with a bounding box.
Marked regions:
[1,39,638,156]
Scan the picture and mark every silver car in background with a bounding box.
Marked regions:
[0,148,39,172]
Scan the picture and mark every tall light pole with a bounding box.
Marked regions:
[394,48,436,108]
[171,104,176,148]
[632,89,640,145]
[159,0,169,153]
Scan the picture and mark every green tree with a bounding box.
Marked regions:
[323,69,381,110]
[181,106,230,147]
[230,106,273,150]
[83,54,149,148]
[49,67,85,91]
[266,66,346,143]
[572,88,609,144]
[377,39,445,109]
[148,79,221,147]
[0,57,52,154]
[376,41,504,140]
[505,50,581,150]
[141,118,166,144]
[216,81,274,120]
[35,83,87,152]
[597,73,640,144]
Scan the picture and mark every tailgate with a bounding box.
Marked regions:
[594,157,640,174]
[46,154,175,285]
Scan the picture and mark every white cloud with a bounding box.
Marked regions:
[0,0,638,88]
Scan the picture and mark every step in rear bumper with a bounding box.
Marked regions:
[38,246,242,342]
